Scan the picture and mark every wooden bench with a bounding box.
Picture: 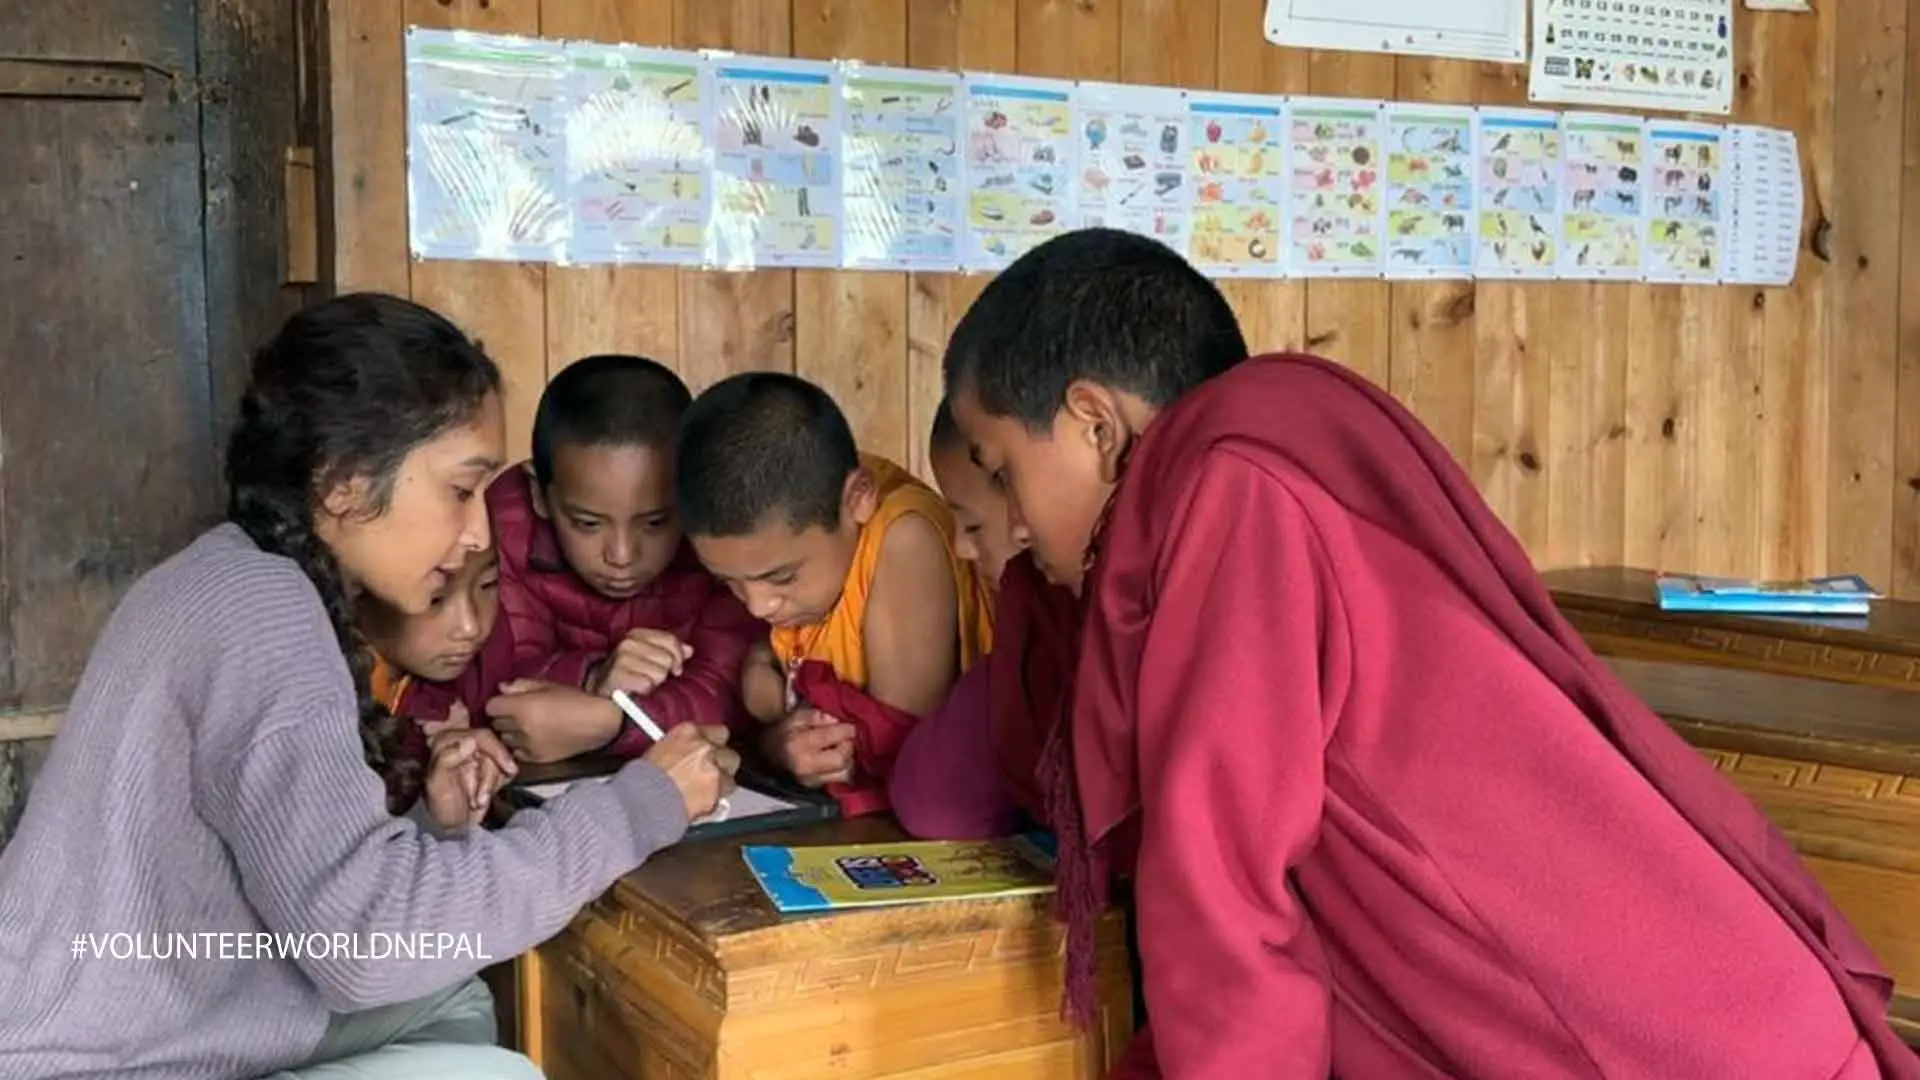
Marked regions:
[1544,567,1920,1045]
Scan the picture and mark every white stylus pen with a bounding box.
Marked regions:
[610,689,667,742]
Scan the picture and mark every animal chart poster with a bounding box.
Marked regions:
[708,57,843,270]
[1288,98,1386,277]
[1528,0,1734,115]
[1187,91,1286,277]
[841,65,963,271]
[960,73,1076,271]
[1558,112,1645,279]
[1075,82,1193,258]
[563,44,712,266]
[1474,107,1561,278]
[1643,122,1725,283]
[1384,104,1475,279]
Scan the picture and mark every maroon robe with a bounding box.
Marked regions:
[1069,353,1915,1078]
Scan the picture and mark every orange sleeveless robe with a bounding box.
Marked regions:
[769,454,994,688]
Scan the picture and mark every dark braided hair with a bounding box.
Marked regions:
[225,293,501,811]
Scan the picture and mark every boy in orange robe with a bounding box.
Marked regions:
[674,372,994,815]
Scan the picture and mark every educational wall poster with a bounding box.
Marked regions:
[398,29,1806,288]
[1075,82,1193,260]
[1187,91,1286,277]
[1528,0,1735,115]
[960,73,1077,271]
[1288,98,1387,277]
[1642,122,1725,283]
[1383,103,1476,279]
[1722,124,1803,286]
[404,28,569,262]
[1263,0,1527,64]
[562,43,712,266]
[840,64,963,271]
[708,57,843,270]
[1473,107,1561,278]
[1558,112,1646,279]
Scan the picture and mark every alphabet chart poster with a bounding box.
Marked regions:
[1075,82,1194,259]
[1288,98,1386,277]
[1558,112,1646,279]
[1383,103,1476,279]
[563,43,713,266]
[708,57,843,270]
[960,73,1077,271]
[840,65,963,271]
[1474,107,1561,278]
[1528,0,1734,115]
[1642,122,1725,283]
[1187,91,1287,277]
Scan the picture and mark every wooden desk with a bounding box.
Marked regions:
[1544,567,1920,1045]
[515,815,1134,1079]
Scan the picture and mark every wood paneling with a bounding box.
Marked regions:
[320,0,1920,591]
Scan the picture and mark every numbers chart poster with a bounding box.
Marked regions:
[1383,104,1476,279]
[404,29,570,262]
[1528,0,1735,115]
[708,58,843,270]
[562,44,712,266]
[1288,99,1387,277]
[1558,113,1646,279]
[1075,82,1194,259]
[1643,122,1725,283]
[961,73,1077,271]
[840,65,963,271]
[1474,108,1561,278]
[1188,92,1287,277]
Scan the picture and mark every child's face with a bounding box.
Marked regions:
[362,547,501,683]
[535,441,682,600]
[689,473,874,628]
[930,443,1021,586]
[951,386,1114,595]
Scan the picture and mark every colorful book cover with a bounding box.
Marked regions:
[742,835,1056,913]
[1654,573,1879,614]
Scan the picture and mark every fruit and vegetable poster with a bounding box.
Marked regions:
[403,32,1807,287]
[960,72,1077,271]
[708,57,843,270]
[1383,103,1475,279]
[1287,98,1386,277]
[840,64,963,271]
[1473,107,1562,279]
[1557,112,1646,279]
[1075,82,1193,261]
[1187,91,1286,277]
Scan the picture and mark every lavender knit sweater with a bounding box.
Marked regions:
[0,525,689,1079]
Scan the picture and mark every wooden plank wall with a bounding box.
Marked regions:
[322,0,1920,590]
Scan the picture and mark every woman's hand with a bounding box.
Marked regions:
[642,722,740,821]
[420,703,518,831]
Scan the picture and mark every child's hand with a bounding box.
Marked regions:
[422,705,517,831]
[761,708,858,788]
[592,629,692,696]
[643,722,741,821]
[485,680,622,763]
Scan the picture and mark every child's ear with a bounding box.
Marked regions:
[843,467,880,527]
[1062,380,1130,485]
[528,476,552,520]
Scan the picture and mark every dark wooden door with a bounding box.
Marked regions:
[0,0,307,837]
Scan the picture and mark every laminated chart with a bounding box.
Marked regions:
[1558,112,1645,279]
[1721,125,1803,287]
[1075,82,1193,257]
[708,57,843,270]
[1288,99,1387,277]
[563,44,712,265]
[1642,121,1725,283]
[1383,103,1476,279]
[961,73,1076,271]
[404,28,569,262]
[1187,91,1286,276]
[1473,107,1561,278]
[840,65,963,271]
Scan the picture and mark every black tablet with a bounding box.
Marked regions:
[498,753,840,843]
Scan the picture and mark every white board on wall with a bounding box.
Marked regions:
[1263,0,1528,64]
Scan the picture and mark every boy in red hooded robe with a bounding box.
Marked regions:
[943,227,1917,1079]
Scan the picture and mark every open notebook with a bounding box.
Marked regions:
[499,755,839,841]
[520,776,805,828]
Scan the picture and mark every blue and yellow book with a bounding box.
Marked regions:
[1653,573,1880,615]
[742,835,1056,914]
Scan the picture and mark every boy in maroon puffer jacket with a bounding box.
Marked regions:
[482,355,762,764]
